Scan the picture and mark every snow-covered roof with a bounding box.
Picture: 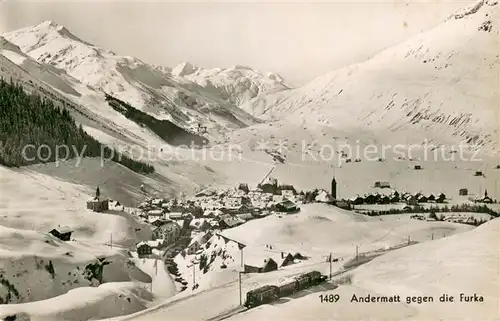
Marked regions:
[148,209,163,216]
[51,226,73,234]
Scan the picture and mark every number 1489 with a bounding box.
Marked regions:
[319,294,340,303]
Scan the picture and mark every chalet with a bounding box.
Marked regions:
[136,242,153,258]
[374,181,391,188]
[49,227,74,241]
[350,195,364,205]
[405,195,418,205]
[152,221,181,244]
[86,199,109,212]
[276,200,299,213]
[189,218,211,231]
[390,191,400,203]
[187,232,212,255]
[364,194,377,205]
[244,258,278,273]
[236,213,255,221]
[314,190,330,203]
[276,252,295,267]
[436,193,446,203]
[293,252,307,260]
[218,217,244,229]
[380,195,391,204]
[427,194,436,202]
[417,195,428,203]
[459,188,468,196]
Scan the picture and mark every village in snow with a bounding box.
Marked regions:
[1,0,499,320]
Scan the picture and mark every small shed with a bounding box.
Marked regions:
[49,227,74,241]
[414,165,422,170]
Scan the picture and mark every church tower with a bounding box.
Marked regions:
[331,176,337,200]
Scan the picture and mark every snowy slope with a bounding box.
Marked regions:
[96,204,473,321]
[172,62,289,106]
[228,217,500,321]
[0,165,166,320]
[240,0,499,151]
[172,203,472,294]
[3,21,261,137]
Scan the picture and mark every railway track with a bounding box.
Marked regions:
[203,241,416,321]
[203,306,248,321]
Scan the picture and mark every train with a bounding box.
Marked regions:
[244,270,327,308]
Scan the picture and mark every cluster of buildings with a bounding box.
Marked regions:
[132,178,306,258]
[349,190,447,206]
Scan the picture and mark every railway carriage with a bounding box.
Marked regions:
[277,280,297,297]
[244,270,327,308]
[244,285,279,308]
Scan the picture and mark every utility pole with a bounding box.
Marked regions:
[240,247,244,268]
[431,233,434,240]
[329,253,332,280]
[407,235,410,246]
[356,245,359,263]
[110,233,112,249]
[192,263,196,289]
[239,272,242,306]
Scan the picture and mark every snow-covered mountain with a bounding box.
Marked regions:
[240,0,499,151]
[171,62,290,106]
[3,21,263,137]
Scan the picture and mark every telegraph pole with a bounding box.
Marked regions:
[356,245,359,263]
[329,253,332,280]
[192,262,196,290]
[407,235,410,246]
[110,233,112,249]
[239,272,242,306]
[431,233,434,240]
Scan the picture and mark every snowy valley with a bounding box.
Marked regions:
[0,0,499,320]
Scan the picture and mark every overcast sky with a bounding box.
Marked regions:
[0,0,473,85]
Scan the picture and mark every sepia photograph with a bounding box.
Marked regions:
[0,0,498,320]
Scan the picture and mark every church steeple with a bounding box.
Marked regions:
[331,176,337,200]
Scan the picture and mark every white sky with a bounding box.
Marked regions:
[0,0,474,85]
